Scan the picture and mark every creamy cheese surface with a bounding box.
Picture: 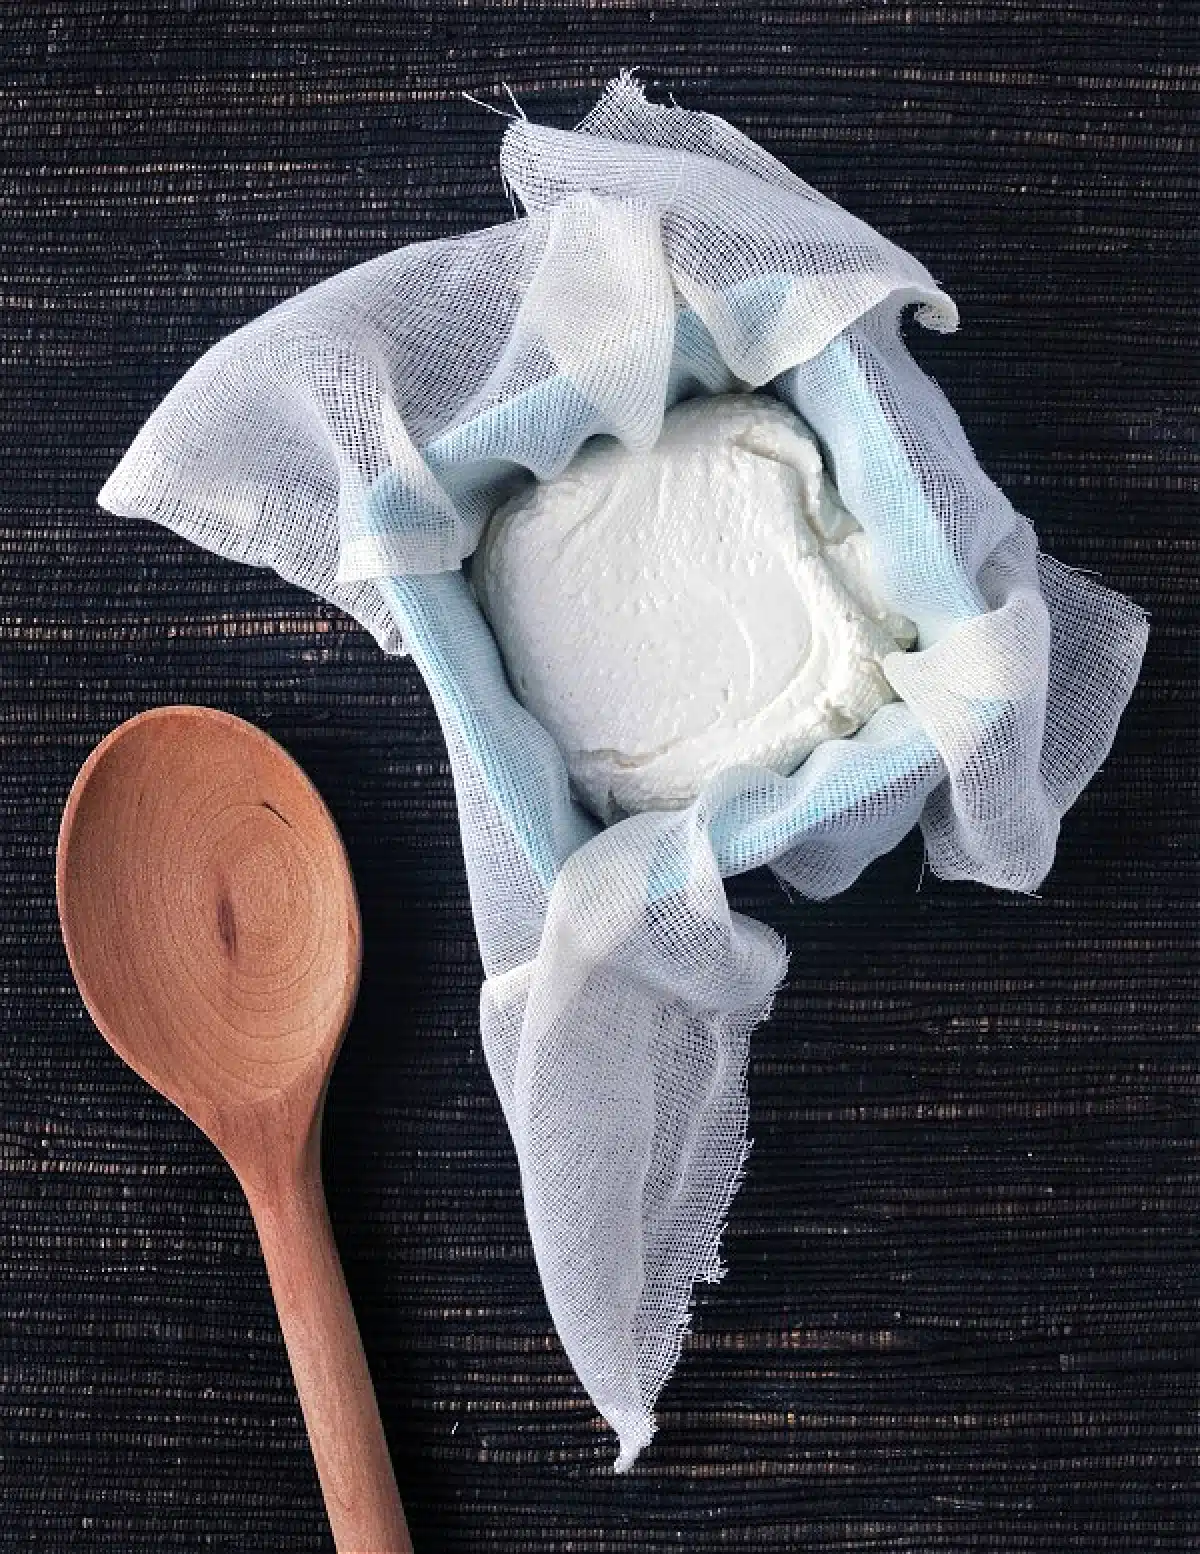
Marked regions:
[473,393,916,823]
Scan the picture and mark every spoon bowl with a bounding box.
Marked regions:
[57,705,411,1552]
[58,705,358,1185]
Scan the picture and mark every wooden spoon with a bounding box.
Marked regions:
[56,704,413,1554]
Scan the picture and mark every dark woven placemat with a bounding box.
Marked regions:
[1,4,1195,1550]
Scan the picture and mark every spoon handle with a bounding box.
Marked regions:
[250,1171,413,1553]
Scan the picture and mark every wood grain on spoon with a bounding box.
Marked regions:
[56,705,413,1554]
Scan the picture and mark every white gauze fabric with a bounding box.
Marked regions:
[98,75,1149,1470]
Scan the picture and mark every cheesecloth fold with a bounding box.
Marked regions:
[98,74,1148,1469]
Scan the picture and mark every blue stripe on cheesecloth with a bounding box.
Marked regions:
[664,305,741,403]
[423,373,601,482]
[360,376,603,575]
[635,711,944,908]
[768,323,983,630]
[705,714,942,879]
[421,306,736,483]
[381,571,595,892]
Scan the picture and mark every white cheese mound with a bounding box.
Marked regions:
[473,393,916,824]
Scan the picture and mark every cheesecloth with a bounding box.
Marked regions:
[98,74,1148,1470]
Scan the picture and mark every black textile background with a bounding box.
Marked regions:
[1,4,1195,1550]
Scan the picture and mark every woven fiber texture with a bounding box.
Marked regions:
[1,3,1195,1550]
